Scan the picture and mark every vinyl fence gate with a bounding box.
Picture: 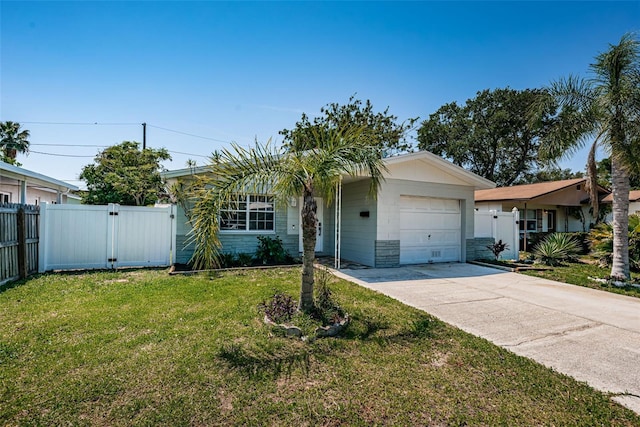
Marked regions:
[39,203,177,272]
[474,209,520,261]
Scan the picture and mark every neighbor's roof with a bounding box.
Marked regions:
[475,178,587,202]
[602,190,640,203]
[0,161,79,192]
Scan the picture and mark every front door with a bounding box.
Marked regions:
[547,210,556,232]
[299,197,323,253]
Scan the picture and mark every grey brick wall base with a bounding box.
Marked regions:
[375,240,400,268]
[466,237,495,261]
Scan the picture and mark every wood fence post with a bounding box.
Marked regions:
[17,206,28,279]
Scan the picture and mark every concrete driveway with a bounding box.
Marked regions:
[332,263,640,414]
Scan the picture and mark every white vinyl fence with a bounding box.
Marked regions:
[474,208,520,261]
[39,203,177,272]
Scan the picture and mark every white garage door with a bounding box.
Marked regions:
[399,196,461,264]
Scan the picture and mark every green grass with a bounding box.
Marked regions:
[520,261,640,298]
[2,268,639,426]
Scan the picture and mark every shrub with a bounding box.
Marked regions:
[486,239,509,260]
[218,252,238,268]
[258,292,297,324]
[533,233,581,266]
[236,252,254,267]
[567,232,590,255]
[588,214,640,271]
[255,235,292,265]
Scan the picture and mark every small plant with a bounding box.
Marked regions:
[255,235,292,265]
[236,252,254,267]
[313,267,345,324]
[486,239,509,260]
[533,233,581,266]
[218,252,238,268]
[258,292,297,324]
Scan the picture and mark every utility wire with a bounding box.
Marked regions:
[21,121,138,126]
[31,143,108,147]
[146,124,232,143]
[17,121,238,144]
[30,143,209,159]
[29,150,95,158]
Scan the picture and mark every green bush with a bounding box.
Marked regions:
[588,214,640,271]
[568,232,590,255]
[255,235,293,265]
[533,233,581,266]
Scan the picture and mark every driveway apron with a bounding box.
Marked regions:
[332,263,640,414]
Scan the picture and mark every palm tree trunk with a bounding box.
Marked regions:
[299,189,317,312]
[610,156,630,279]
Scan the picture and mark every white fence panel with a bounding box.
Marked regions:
[474,209,520,261]
[39,203,176,272]
[115,205,176,268]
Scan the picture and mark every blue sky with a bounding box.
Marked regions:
[1,1,638,186]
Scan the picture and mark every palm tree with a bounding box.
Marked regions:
[0,121,30,164]
[534,33,640,279]
[188,125,386,312]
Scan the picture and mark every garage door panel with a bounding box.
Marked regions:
[399,196,461,264]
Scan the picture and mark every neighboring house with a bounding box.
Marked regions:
[0,161,80,205]
[475,178,610,249]
[602,190,640,216]
[164,151,495,267]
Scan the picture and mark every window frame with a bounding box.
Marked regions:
[219,194,276,233]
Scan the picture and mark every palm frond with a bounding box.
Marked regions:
[585,141,599,219]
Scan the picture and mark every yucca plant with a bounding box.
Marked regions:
[533,233,581,266]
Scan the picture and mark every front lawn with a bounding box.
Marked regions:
[1,269,639,426]
[520,261,640,298]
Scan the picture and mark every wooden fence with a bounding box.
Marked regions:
[0,203,39,286]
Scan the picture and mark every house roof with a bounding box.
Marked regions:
[475,178,587,202]
[0,161,79,192]
[162,150,496,190]
[602,190,640,203]
[383,151,495,190]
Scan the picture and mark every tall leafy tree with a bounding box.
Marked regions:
[80,141,171,206]
[0,121,30,166]
[596,157,640,190]
[280,96,417,154]
[188,125,386,313]
[533,33,640,279]
[417,88,551,186]
[514,167,584,185]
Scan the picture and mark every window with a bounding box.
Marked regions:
[220,194,274,231]
[519,209,538,232]
[0,192,10,204]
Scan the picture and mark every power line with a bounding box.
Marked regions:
[17,120,237,144]
[30,143,210,159]
[29,150,95,158]
[31,143,108,147]
[20,121,139,126]
[167,150,210,158]
[146,124,232,143]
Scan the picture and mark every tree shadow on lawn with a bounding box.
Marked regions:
[217,312,441,379]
